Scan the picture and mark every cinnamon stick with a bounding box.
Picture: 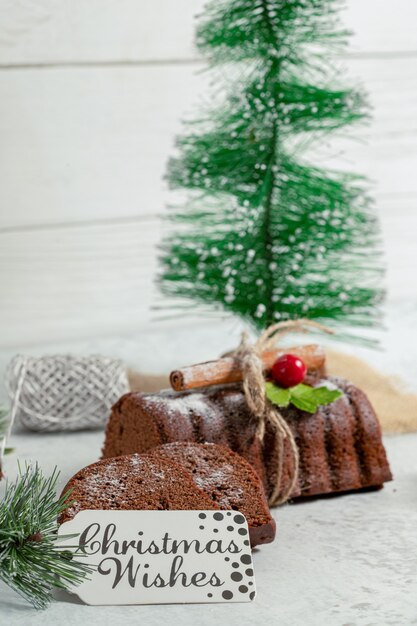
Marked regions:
[170,344,325,392]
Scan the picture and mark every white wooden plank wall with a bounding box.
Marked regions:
[0,0,417,354]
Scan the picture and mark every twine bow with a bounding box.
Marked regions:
[234,319,333,506]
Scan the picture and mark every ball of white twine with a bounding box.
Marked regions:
[5,355,130,432]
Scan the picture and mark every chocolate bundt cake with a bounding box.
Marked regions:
[102,377,392,502]
[148,442,276,546]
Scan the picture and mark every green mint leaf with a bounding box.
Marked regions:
[265,382,343,414]
[265,382,291,407]
[290,394,318,413]
[290,383,314,398]
[307,386,343,405]
[289,384,343,413]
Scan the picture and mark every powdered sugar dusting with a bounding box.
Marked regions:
[189,459,244,507]
[129,454,144,466]
[82,461,124,495]
[64,504,78,518]
[194,464,235,490]
[144,391,216,421]
[316,379,339,391]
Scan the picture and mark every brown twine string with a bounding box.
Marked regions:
[234,319,334,507]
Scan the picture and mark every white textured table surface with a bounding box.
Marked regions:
[1,430,416,626]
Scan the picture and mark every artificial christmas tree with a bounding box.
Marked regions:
[159,0,383,338]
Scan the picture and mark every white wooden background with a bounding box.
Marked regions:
[0,1,417,387]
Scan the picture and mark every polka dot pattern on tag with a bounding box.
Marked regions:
[191,511,255,602]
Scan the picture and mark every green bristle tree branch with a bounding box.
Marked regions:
[159,0,383,339]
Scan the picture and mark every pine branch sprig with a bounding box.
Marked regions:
[0,464,92,609]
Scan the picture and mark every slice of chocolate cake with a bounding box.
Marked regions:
[147,442,276,546]
[59,450,275,547]
[102,377,392,502]
[59,454,219,525]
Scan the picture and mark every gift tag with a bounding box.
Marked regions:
[58,510,256,605]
